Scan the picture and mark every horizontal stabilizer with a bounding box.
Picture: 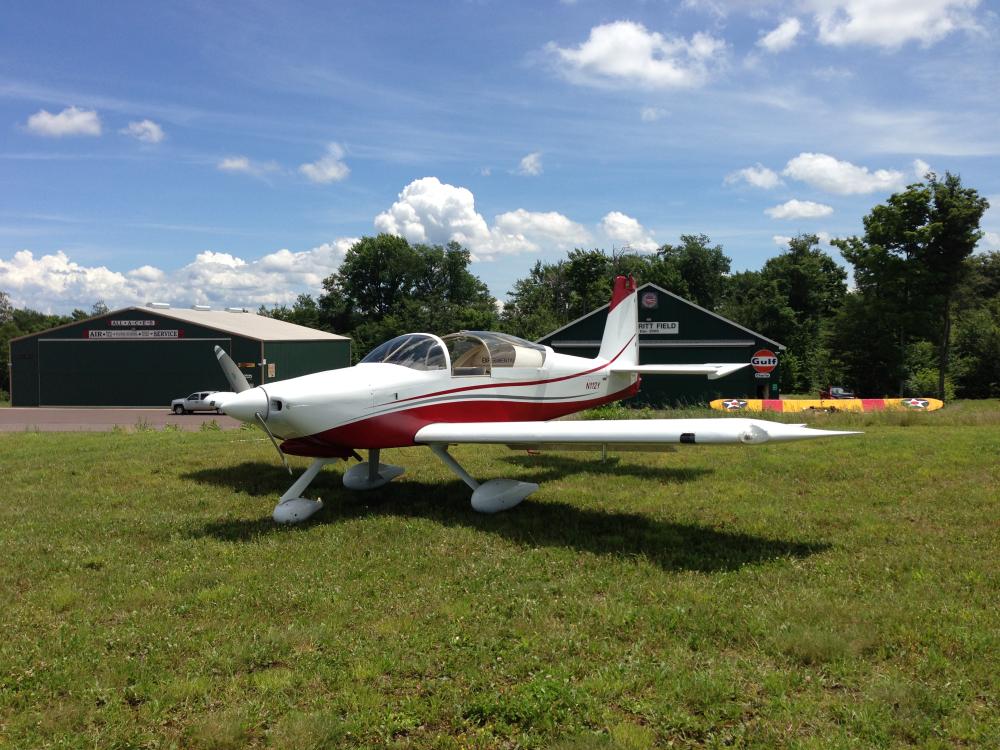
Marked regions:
[609,362,749,380]
[415,418,860,448]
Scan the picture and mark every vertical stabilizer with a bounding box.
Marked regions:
[599,275,638,363]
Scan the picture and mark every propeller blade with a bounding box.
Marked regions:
[214,345,251,393]
[255,411,292,475]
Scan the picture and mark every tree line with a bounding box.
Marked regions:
[3,172,997,401]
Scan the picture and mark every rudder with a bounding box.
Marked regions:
[599,275,638,364]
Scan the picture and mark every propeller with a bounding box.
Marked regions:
[213,346,250,393]
[212,345,290,474]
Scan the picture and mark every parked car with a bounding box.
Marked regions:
[819,386,856,400]
[171,391,221,414]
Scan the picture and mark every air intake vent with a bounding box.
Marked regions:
[148,302,170,309]
[192,304,211,311]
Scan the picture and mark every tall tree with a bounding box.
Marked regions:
[0,291,12,325]
[719,235,846,391]
[833,173,988,397]
[656,234,731,310]
[316,235,497,357]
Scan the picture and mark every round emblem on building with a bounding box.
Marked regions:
[751,349,778,373]
[640,291,658,309]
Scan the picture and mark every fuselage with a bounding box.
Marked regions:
[225,336,640,457]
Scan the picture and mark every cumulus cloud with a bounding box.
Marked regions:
[217,155,279,177]
[299,142,350,184]
[547,20,726,89]
[765,199,834,219]
[913,158,932,179]
[121,119,165,144]
[493,209,591,251]
[640,106,667,122]
[981,232,1000,250]
[782,152,905,194]
[25,106,102,137]
[772,234,794,246]
[757,18,802,52]
[809,0,981,48]
[600,211,658,252]
[724,163,782,189]
[0,239,358,313]
[374,177,586,260]
[517,152,543,176]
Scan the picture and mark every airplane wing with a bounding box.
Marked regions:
[414,418,859,449]
[609,363,749,380]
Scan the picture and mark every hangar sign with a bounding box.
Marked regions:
[638,321,679,334]
[86,329,182,339]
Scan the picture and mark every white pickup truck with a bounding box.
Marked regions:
[171,391,221,414]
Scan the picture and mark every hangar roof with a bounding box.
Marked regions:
[537,282,784,350]
[142,306,349,341]
[10,305,349,343]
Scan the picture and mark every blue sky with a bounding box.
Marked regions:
[2,0,999,313]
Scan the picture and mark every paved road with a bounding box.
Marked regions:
[0,407,243,432]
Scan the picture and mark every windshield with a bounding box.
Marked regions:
[360,334,447,371]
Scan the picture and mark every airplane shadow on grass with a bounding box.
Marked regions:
[183,460,828,573]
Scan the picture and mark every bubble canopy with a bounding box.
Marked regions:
[360,331,547,374]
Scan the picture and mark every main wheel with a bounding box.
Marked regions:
[173,404,184,415]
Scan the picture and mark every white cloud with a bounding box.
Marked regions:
[25,106,101,137]
[217,155,279,177]
[809,0,981,48]
[373,177,586,260]
[517,152,543,176]
[765,199,834,219]
[757,18,802,53]
[547,20,726,89]
[913,158,931,179]
[981,232,1000,250]
[640,106,667,122]
[121,119,164,144]
[782,152,905,194]
[299,142,350,184]
[493,209,591,251]
[772,234,793,246]
[0,240,357,313]
[600,211,658,252]
[724,163,782,189]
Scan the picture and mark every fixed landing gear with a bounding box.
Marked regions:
[342,448,405,490]
[273,449,406,524]
[429,444,538,513]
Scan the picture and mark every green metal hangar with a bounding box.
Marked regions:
[9,304,350,407]
[538,282,785,406]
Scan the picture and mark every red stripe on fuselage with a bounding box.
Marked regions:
[279,382,641,456]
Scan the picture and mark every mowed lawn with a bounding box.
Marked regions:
[1,405,997,749]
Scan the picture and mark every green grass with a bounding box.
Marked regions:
[1,403,998,748]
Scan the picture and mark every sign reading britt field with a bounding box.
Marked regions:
[638,321,679,335]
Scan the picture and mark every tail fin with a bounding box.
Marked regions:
[599,275,638,363]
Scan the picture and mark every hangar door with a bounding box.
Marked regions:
[38,338,231,407]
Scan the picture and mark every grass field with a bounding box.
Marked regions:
[1,404,998,748]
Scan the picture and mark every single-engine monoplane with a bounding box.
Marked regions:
[211,276,858,522]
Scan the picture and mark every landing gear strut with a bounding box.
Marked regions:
[429,444,538,513]
[273,457,336,524]
[342,448,405,490]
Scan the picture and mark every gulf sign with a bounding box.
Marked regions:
[751,349,778,373]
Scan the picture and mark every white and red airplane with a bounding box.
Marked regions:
[211,276,857,522]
